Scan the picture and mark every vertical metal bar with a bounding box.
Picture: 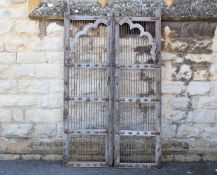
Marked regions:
[114,20,120,166]
[63,0,70,166]
[154,7,162,166]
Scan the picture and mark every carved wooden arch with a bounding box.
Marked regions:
[71,18,108,52]
[117,17,157,62]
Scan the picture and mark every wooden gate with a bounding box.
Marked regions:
[63,1,161,168]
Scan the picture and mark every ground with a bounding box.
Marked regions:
[0,161,217,175]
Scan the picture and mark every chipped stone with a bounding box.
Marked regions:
[176,64,192,81]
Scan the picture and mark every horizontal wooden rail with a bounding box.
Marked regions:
[65,129,107,135]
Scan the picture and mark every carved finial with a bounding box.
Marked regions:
[164,0,174,7]
[99,0,108,7]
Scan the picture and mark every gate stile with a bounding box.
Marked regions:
[63,0,161,168]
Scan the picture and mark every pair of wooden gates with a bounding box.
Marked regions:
[63,1,161,168]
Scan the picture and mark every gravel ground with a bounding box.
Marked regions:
[0,161,217,175]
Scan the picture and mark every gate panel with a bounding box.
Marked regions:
[114,15,161,167]
[64,0,161,167]
[64,13,112,167]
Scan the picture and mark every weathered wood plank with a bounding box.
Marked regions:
[65,129,107,135]
[66,161,108,167]
[154,7,162,167]
[65,63,109,68]
[114,21,121,166]
[118,131,160,136]
[65,96,109,102]
[116,97,159,103]
[107,13,115,166]
[118,163,156,168]
[63,0,70,166]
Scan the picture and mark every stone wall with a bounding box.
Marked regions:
[0,0,217,162]
[0,0,64,161]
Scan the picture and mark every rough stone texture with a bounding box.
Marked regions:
[1,123,34,138]
[29,0,217,19]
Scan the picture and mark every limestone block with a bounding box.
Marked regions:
[162,108,187,123]
[162,22,217,39]
[0,95,41,107]
[17,52,46,64]
[161,61,175,81]
[178,124,201,138]
[0,80,17,94]
[18,80,63,94]
[4,32,40,52]
[163,40,189,53]
[14,20,39,34]
[187,110,216,124]
[189,139,217,154]
[21,154,42,160]
[162,81,184,95]
[0,52,16,64]
[56,123,63,138]
[7,139,30,154]
[0,109,12,122]
[0,138,8,153]
[184,54,212,63]
[161,123,177,139]
[194,96,217,110]
[11,64,35,78]
[161,155,174,162]
[203,154,217,161]
[42,154,63,161]
[12,108,24,122]
[161,95,173,108]
[170,97,191,110]
[10,0,26,4]
[18,80,51,94]
[7,138,62,154]
[176,64,192,81]
[41,94,63,108]
[34,123,57,138]
[187,82,211,96]
[0,20,13,35]
[25,109,62,123]
[35,64,63,79]
[173,154,201,162]
[0,65,10,79]
[0,6,27,19]
[162,95,186,109]
[163,25,177,39]
[161,52,181,61]
[210,81,217,95]
[203,126,217,140]
[0,41,4,52]
[163,39,212,54]
[0,0,7,6]
[45,52,64,64]
[2,123,34,138]
[17,52,63,64]
[209,63,217,80]
[35,36,64,51]
[193,69,212,81]
[162,139,189,154]
[0,154,20,160]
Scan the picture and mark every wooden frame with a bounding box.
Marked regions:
[63,0,161,167]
